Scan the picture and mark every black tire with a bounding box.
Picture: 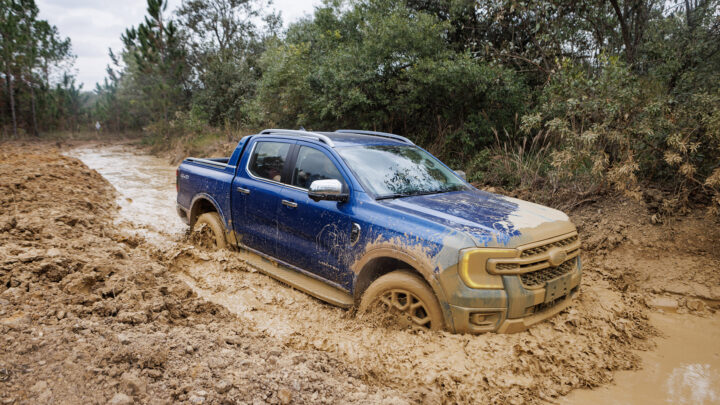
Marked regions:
[193,212,227,250]
[359,270,445,331]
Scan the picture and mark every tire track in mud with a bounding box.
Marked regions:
[73,144,656,404]
[169,245,654,404]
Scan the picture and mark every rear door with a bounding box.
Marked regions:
[276,143,355,288]
[231,139,294,256]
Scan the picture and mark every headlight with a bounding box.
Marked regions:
[459,248,517,289]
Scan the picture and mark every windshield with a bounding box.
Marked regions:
[337,145,467,199]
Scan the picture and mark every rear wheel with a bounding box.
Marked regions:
[192,212,227,250]
[359,270,445,331]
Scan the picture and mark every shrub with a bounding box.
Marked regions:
[510,56,720,215]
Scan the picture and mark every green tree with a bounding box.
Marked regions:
[121,0,189,128]
[176,0,281,127]
[257,0,524,161]
[0,0,73,136]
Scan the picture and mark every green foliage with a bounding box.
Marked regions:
[256,0,526,162]
[0,0,76,136]
[522,54,720,213]
[119,0,190,130]
[176,0,280,127]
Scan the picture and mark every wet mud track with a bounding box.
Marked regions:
[71,144,720,404]
[1,142,718,404]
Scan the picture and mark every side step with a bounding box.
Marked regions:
[236,248,354,308]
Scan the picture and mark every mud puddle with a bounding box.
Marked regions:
[68,145,185,246]
[562,312,720,404]
[69,144,714,403]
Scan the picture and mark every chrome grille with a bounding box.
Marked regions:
[520,260,575,289]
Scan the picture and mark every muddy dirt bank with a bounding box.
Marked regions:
[0,144,405,404]
[2,142,719,404]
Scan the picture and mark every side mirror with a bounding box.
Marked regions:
[309,179,349,202]
[454,170,466,181]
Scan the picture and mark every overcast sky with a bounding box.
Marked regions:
[36,0,321,90]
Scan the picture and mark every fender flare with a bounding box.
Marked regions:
[189,193,228,228]
[351,245,454,330]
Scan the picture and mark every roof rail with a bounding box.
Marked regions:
[335,129,414,145]
[259,129,335,148]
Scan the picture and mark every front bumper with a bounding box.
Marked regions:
[444,256,582,334]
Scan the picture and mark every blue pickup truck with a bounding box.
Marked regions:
[176,129,581,333]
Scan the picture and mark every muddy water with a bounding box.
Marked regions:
[562,313,720,405]
[70,145,720,404]
[68,145,185,246]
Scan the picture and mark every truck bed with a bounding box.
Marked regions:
[184,157,231,167]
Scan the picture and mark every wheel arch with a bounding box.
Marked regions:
[189,194,226,227]
[352,247,449,309]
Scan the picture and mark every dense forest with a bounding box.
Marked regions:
[2,0,719,212]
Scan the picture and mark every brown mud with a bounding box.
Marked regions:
[1,142,719,404]
[0,144,406,404]
[562,312,720,404]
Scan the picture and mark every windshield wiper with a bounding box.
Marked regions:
[375,193,411,200]
[408,190,447,196]
[376,189,453,200]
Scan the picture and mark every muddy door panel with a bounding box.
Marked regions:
[276,186,354,288]
[231,177,284,256]
[232,139,295,256]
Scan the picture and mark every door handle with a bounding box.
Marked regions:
[281,199,298,208]
[236,187,250,195]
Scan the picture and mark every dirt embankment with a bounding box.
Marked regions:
[573,198,720,309]
[1,143,718,404]
[0,144,406,404]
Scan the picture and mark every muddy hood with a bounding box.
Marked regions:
[380,189,576,248]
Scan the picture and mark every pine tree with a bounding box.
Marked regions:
[121,0,188,130]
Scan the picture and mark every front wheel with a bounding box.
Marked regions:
[359,270,445,331]
[192,212,227,250]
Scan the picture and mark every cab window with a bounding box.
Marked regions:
[248,141,291,183]
[291,146,345,189]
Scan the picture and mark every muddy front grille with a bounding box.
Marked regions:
[487,232,581,275]
[519,259,576,289]
[520,235,578,258]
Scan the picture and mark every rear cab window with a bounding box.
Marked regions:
[248,141,292,183]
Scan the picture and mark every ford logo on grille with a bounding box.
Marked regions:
[547,247,567,267]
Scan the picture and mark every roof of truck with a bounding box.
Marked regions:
[256,129,414,148]
[318,132,411,147]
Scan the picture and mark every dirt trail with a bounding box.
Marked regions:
[61,145,720,404]
[1,142,719,404]
[0,144,406,404]
[67,145,186,246]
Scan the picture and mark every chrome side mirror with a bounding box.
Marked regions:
[454,170,466,180]
[308,179,348,202]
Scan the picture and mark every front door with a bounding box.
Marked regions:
[276,144,355,288]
